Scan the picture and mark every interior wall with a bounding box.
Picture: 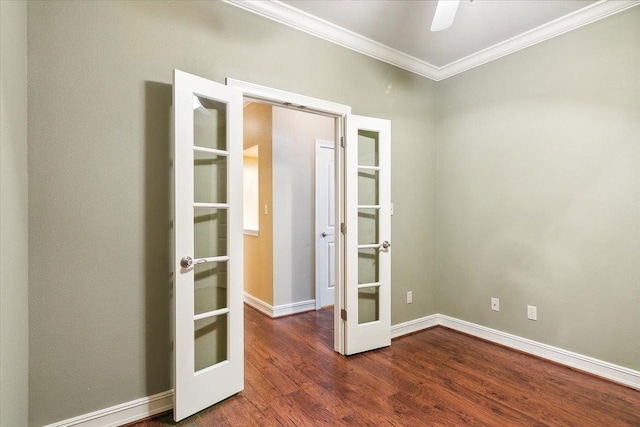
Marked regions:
[243,103,273,305]
[436,6,640,370]
[26,1,437,424]
[272,106,334,307]
[0,1,29,425]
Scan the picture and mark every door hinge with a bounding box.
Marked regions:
[341,223,347,234]
[340,136,345,148]
[341,309,347,321]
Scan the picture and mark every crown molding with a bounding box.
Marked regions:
[225,0,639,81]
[438,0,640,80]
[223,0,440,80]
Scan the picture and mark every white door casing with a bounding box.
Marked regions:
[344,115,391,355]
[226,78,351,354]
[223,79,391,356]
[173,70,244,421]
[315,140,336,309]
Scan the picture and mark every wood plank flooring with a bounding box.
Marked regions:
[131,306,640,426]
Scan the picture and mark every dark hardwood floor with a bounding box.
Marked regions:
[132,306,640,426]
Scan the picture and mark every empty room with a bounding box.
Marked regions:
[1,0,638,426]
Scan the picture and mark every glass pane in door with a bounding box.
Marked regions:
[194,151,227,204]
[194,208,227,259]
[358,248,378,285]
[194,314,228,372]
[358,208,379,245]
[357,170,379,206]
[194,96,227,151]
[358,130,379,166]
[358,287,380,324]
[194,262,227,315]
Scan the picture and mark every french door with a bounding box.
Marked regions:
[173,72,392,420]
[344,115,392,355]
[173,70,243,421]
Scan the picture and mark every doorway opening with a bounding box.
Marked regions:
[228,78,351,354]
[242,100,336,347]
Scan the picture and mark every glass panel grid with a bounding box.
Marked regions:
[357,129,381,325]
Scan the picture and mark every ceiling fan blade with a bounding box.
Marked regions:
[430,0,460,32]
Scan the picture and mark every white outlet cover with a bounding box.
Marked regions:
[527,305,537,320]
[491,297,499,312]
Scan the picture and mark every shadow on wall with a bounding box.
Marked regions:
[144,81,173,395]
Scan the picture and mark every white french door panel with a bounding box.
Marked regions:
[173,69,244,421]
[344,114,391,355]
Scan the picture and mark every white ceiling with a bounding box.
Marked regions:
[226,0,639,80]
[282,0,595,67]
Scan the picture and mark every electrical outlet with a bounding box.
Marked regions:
[527,305,537,321]
[491,297,499,312]
[406,291,413,304]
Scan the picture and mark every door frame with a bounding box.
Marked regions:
[226,78,350,354]
[315,139,336,310]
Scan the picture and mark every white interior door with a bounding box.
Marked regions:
[315,140,335,309]
[173,69,244,421]
[344,114,391,355]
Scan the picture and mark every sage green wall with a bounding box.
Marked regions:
[436,7,640,369]
[27,1,437,424]
[0,1,29,426]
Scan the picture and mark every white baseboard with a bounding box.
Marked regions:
[243,292,273,317]
[438,315,640,391]
[272,299,316,317]
[391,313,640,391]
[44,390,173,427]
[243,292,316,318]
[48,313,640,426]
[390,313,440,338]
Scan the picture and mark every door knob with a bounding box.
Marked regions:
[321,232,334,237]
[180,256,193,268]
[380,240,391,250]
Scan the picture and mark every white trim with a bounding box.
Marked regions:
[43,390,173,427]
[243,227,259,236]
[243,292,273,317]
[390,314,440,339]
[273,299,316,317]
[244,292,316,318]
[226,78,351,116]
[223,0,440,80]
[439,0,640,80]
[391,314,640,391]
[223,0,640,81]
